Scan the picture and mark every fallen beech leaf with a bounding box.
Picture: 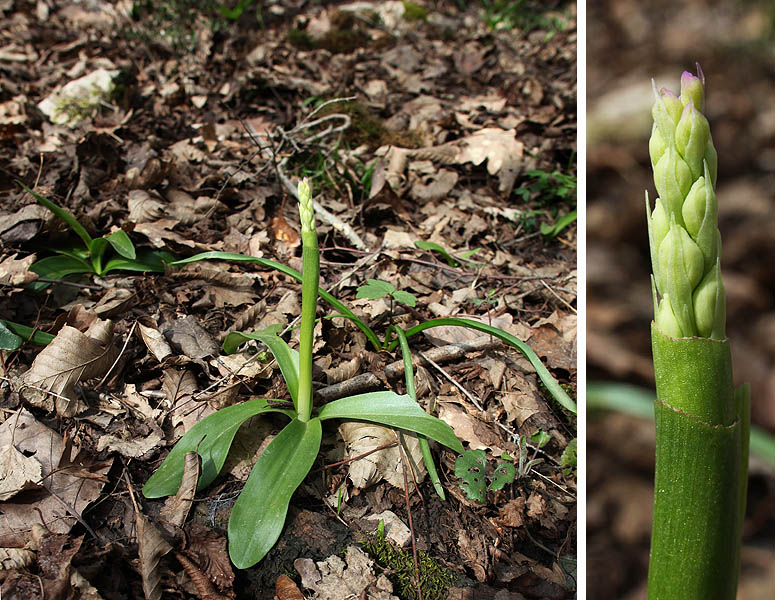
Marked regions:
[137,322,174,362]
[0,253,38,286]
[457,128,523,195]
[161,451,199,529]
[270,215,301,247]
[339,422,424,489]
[164,315,219,359]
[0,443,43,500]
[136,508,173,600]
[0,409,112,536]
[22,320,117,416]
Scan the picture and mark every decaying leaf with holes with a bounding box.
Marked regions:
[21,319,118,416]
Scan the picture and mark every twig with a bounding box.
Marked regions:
[398,441,423,600]
[418,350,484,411]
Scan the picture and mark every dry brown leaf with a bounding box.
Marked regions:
[0,546,36,570]
[161,451,199,529]
[276,574,304,600]
[137,322,174,362]
[127,189,164,223]
[0,253,38,286]
[457,128,523,196]
[164,316,219,359]
[437,400,507,456]
[96,431,163,459]
[313,545,398,600]
[136,508,173,600]
[22,319,117,416]
[339,422,424,489]
[0,443,43,500]
[0,409,112,536]
[35,528,84,600]
[185,523,235,593]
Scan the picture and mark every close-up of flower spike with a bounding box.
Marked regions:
[645,67,750,600]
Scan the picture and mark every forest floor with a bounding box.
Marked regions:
[0,1,577,599]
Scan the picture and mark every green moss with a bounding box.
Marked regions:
[287,28,316,50]
[360,529,454,600]
[402,1,428,22]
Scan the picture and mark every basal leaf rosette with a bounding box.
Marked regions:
[646,67,724,339]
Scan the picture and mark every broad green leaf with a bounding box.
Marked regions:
[143,399,295,498]
[102,249,172,273]
[414,240,458,267]
[1,321,54,346]
[355,279,394,300]
[106,230,137,259]
[454,449,486,502]
[489,461,516,491]
[223,324,300,407]
[0,321,23,350]
[390,289,417,307]
[228,418,322,568]
[171,252,381,350]
[30,255,93,283]
[398,318,576,415]
[19,183,93,248]
[317,391,464,454]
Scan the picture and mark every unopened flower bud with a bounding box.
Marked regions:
[654,147,692,218]
[656,294,684,338]
[680,68,705,112]
[693,262,726,339]
[649,124,668,167]
[675,101,711,180]
[658,222,704,311]
[652,86,683,142]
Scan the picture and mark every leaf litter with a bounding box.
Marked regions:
[0,1,577,598]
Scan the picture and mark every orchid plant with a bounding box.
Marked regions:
[144,179,576,568]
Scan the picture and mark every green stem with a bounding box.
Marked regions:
[297,230,319,423]
[647,325,749,599]
[389,325,446,500]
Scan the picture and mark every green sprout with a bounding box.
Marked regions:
[644,67,749,599]
[356,279,417,307]
[19,183,172,286]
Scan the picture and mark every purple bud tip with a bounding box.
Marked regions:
[660,87,678,99]
[681,71,702,89]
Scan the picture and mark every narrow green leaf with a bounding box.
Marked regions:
[356,279,395,300]
[228,418,322,568]
[171,252,382,350]
[0,321,54,346]
[317,391,464,454]
[142,399,295,498]
[89,237,109,274]
[19,183,93,249]
[106,230,137,259]
[414,240,458,267]
[223,325,300,408]
[397,318,576,415]
[540,210,577,238]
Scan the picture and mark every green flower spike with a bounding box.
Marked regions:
[647,67,725,340]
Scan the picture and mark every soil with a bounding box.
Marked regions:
[0,2,577,599]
